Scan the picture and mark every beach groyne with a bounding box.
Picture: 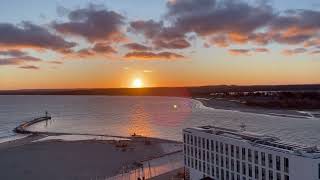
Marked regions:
[14,116,51,134]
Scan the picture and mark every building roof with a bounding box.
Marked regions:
[184,125,320,159]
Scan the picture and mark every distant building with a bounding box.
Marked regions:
[183,125,320,180]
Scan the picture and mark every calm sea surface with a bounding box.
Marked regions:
[0,95,320,145]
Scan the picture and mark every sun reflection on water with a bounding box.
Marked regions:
[127,103,156,137]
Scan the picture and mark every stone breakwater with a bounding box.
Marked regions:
[14,116,51,134]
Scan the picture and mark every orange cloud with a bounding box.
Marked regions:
[228,49,251,56]
[124,51,185,60]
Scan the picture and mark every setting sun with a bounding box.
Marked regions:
[132,78,143,88]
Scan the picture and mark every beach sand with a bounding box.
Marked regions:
[0,135,181,180]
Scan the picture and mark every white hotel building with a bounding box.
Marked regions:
[183,126,320,180]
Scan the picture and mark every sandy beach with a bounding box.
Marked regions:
[0,133,182,180]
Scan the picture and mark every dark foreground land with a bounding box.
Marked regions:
[0,135,181,180]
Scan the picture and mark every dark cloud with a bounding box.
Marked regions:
[75,43,117,58]
[124,51,185,60]
[92,43,117,54]
[0,49,27,57]
[129,20,163,39]
[310,50,320,55]
[123,43,151,51]
[228,49,251,56]
[19,65,39,70]
[0,22,76,52]
[252,48,269,53]
[53,6,125,43]
[208,35,229,47]
[0,56,41,66]
[49,61,63,64]
[166,0,274,37]
[163,0,320,49]
[282,48,307,56]
[129,20,191,49]
[228,48,269,56]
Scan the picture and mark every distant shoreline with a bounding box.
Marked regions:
[195,97,319,119]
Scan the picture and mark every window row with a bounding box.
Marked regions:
[183,134,289,173]
[185,156,289,180]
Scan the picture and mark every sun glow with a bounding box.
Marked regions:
[132,78,143,88]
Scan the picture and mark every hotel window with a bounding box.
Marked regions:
[187,134,189,144]
[191,158,194,168]
[231,172,235,180]
[248,149,252,162]
[268,154,273,168]
[231,159,235,171]
[187,146,190,156]
[216,167,220,178]
[203,150,205,160]
[216,141,219,153]
[231,145,234,157]
[276,156,281,171]
[254,151,259,164]
[192,147,195,157]
[216,154,219,165]
[184,156,186,165]
[211,140,214,151]
[255,166,259,179]
[236,160,240,173]
[183,134,186,143]
[237,174,240,180]
[236,146,240,159]
[198,137,201,147]
[220,142,224,154]
[276,172,281,180]
[225,144,229,156]
[207,151,210,162]
[221,156,224,167]
[318,163,320,179]
[248,164,252,177]
[226,170,229,180]
[190,135,193,145]
[187,157,190,166]
[207,163,210,174]
[221,169,225,180]
[269,170,274,180]
[211,152,214,163]
[203,162,206,173]
[284,157,289,173]
[207,139,209,150]
[242,162,246,175]
[242,148,246,160]
[195,148,198,158]
[194,136,197,146]
[284,175,289,180]
[212,166,215,177]
[226,157,229,169]
[202,138,205,149]
[199,149,201,160]
[195,159,198,169]
[261,152,266,166]
[262,168,266,180]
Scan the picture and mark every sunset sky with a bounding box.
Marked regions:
[1,0,320,90]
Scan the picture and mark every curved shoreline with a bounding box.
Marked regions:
[194,97,318,119]
[12,116,180,143]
